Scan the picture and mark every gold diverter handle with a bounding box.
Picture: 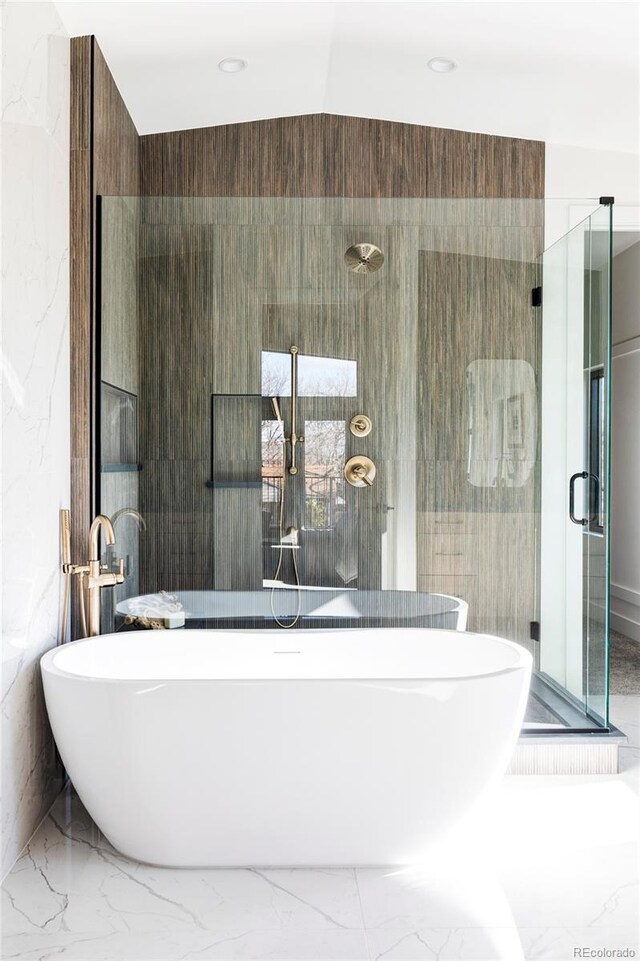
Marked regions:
[349,414,372,438]
[344,455,376,488]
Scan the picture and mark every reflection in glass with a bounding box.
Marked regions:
[100,382,137,469]
[588,368,605,533]
[466,360,536,488]
[261,417,284,559]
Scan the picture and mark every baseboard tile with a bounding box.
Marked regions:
[610,582,640,606]
[610,610,640,643]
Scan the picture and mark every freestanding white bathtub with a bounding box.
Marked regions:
[41,629,531,867]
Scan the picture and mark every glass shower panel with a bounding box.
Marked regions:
[539,204,612,727]
[100,196,608,728]
[98,197,545,627]
[97,196,141,634]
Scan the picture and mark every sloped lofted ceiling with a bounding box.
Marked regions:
[55,1,639,152]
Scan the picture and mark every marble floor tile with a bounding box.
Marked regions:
[1,795,365,934]
[519,925,640,961]
[364,927,526,960]
[610,695,640,792]
[610,695,640,747]
[355,864,520,931]
[1,930,371,961]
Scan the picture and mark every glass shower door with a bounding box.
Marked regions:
[539,203,613,726]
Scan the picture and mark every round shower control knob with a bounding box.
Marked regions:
[344,455,376,488]
[349,414,372,437]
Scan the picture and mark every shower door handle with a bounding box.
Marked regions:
[569,471,589,526]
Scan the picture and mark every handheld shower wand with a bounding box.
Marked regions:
[271,396,283,425]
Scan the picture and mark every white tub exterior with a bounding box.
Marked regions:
[41,629,531,867]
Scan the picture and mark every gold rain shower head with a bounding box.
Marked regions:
[344,243,384,274]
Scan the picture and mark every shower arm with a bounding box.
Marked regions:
[288,346,303,475]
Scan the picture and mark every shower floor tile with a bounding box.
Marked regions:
[2,696,638,961]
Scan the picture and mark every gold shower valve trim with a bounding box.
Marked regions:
[349,414,372,437]
[344,455,376,488]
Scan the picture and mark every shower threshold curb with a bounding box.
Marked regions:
[510,724,627,775]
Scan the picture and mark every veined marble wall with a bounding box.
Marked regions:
[1,1,70,878]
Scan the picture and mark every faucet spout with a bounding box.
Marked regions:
[111,508,146,533]
[83,514,125,636]
[89,514,116,562]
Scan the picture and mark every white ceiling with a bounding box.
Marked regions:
[54,1,640,151]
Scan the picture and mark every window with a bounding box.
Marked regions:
[261,351,357,397]
[303,421,346,530]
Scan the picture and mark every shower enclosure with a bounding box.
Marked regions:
[97,196,613,734]
[539,203,613,729]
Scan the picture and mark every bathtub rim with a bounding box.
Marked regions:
[115,588,468,621]
[41,628,533,685]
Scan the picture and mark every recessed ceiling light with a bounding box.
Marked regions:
[428,57,457,74]
[218,58,248,74]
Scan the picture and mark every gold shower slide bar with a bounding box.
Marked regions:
[288,345,303,475]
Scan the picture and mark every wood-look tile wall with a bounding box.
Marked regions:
[70,37,140,637]
[140,115,544,199]
[70,38,92,637]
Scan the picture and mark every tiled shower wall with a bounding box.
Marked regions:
[99,197,141,630]
[132,198,542,653]
[1,1,69,877]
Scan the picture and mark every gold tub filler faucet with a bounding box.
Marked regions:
[60,510,125,638]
